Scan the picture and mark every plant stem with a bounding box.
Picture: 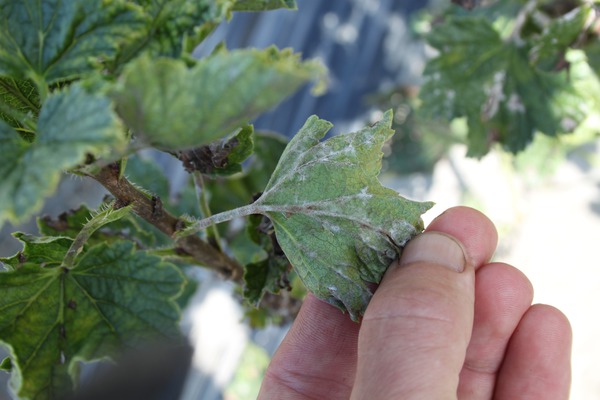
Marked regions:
[181,203,260,235]
[63,203,134,268]
[193,172,223,250]
[91,163,244,281]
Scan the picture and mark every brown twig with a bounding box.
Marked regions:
[92,163,244,282]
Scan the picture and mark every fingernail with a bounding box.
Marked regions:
[399,232,466,273]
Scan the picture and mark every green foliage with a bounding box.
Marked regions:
[242,215,291,307]
[0,85,126,226]
[1,234,73,272]
[1,0,595,397]
[121,0,234,59]
[0,78,39,131]
[38,204,160,249]
[420,1,599,156]
[0,1,330,397]
[0,0,145,90]
[0,239,185,400]
[111,48,324,150]
[182,112,433,320]
[0,357,11,372]
[232,0,297,11]
[253,111,433,320]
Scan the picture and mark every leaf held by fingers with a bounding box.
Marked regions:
[254,111,433,321]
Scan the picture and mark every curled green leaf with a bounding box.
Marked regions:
[255,111,433,320]
[181,111,433,320]
[62,202,134,268]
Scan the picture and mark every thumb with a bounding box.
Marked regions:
[351,232,475,400]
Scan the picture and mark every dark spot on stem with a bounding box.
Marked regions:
[151,196,163,219]
[177,136,240,174]
[174,219,187,232]
[109,161,121,176]
[113,198,130,209]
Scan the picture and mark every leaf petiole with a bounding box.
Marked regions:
[62,203,134,268]
[193,172,223,250]
[176,203,260,238]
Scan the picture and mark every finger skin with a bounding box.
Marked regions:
[425,207,498,270]
[350,208,499,399]
[258,294,359,400]
[494,305,572,400]
[457,263,534,399]
[259,207,499,399]
[351,235,475,399]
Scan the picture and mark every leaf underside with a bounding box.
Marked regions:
[254,111,433,321]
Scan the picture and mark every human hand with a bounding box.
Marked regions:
[258,207,572,399]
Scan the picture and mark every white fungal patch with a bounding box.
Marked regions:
[357,187,371,199]
[482,71,506,119]
[507,93,525,113]
[334,267,353,281]
[297,172,308,182]
[343,145,357,157]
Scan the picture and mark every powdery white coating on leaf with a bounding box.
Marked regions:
[507,93,526,113]
[255,111,433,321]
